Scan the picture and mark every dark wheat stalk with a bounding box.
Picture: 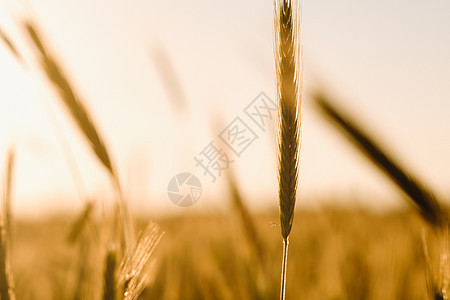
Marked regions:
[274,0,302,299]
[23,21,118,183]
[313,92,448,299]
[313,92,444,228]
[103,247,117,300]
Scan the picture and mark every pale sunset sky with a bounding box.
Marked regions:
[0,0,449,217]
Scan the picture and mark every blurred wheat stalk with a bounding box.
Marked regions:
[16,19,162,299]
[23,19,139,252]
[23,21,117,184]
[0,149,16,300]
[313,91,448,299]
[0,27,22,62]
[274,0,302,299]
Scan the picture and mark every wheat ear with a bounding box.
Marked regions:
[274,0,302,299]
[314,93,444,228]
[314,92,448,299]
[23,21,118,183]
[118,222,163,300]
[23,21,136,254]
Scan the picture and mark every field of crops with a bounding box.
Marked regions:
[1,0,448,299]
[10,208,429,299]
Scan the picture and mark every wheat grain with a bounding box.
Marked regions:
[275,0,302,240]
[118,222,163,300]
[274,0,302,298]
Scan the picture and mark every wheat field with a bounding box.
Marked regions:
[0,0,449,299]
[7,209,428,299]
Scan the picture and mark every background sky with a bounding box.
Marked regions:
[0,0,449,217]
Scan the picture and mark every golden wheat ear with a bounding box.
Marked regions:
[274,0,302,299]
[118,222,163,300]
[275,0,302,241]
[314,92,450,300]
[313,92,445,228]
[23,21,118,184]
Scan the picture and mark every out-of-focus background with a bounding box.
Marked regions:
[1,1,450,299]
[1,0,449,217]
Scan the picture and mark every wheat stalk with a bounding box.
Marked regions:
[67,201,95,244]
[226,169,265,263]
[0,27,22,62]
[3,149,15,240]
[103,247,118,300]
[23,20,136,256]
[72,225,102,300]
[313,91,448,299]
[0,149,16,300]
[23,21,118,184]
[274,0,302,299]
[225,169,267,296]
[150,45,189,115]
[313,92,444,228]
[0,223,14,300]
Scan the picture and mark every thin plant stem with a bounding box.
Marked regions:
[280,237,289,300]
